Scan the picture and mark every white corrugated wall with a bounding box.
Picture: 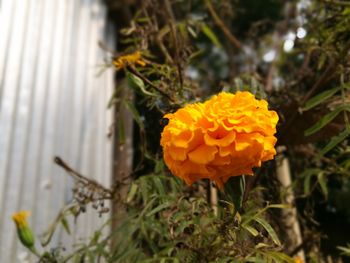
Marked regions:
[0,0,115,261]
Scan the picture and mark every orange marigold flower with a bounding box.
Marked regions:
[160,91,279,189]
[113,51,146,70]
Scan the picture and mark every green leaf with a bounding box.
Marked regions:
[187,25,197,38]
[337,244,350,256]
[317,172,328,198]
[254,217,281,246]
[304,105,349,136]
[255,243,270,249]
[188,49,205,61]
[201,23,222,48]
[90,231,101,244]
[107,89,120,108]
[304,173,312,195]
[301,169,322,195]
[146,202,171,217]
[304,86,341,111]
[243,224,259,237]
[61,217,71,235]
[126,183,139,204]
[152,176,166,196]
[266,204,291,209]
[126,71,157,97]
[123,100,144,129]
[320,128,350,155]
[223,176,246,215]
[245,256,266,263]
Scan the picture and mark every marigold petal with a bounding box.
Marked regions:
[210,154,231,166]
[204,131,236,147]
[172,130,194,148]
[168,146,187,161]
[188,145,218,164]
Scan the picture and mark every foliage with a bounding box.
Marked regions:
[32,171,293,263]
[14,0,350,262]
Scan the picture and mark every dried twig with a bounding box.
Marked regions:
[54,156,113,195]
[164,0,184,89]
[204,0,242,50]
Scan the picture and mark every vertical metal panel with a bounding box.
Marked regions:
[0,0,115,261]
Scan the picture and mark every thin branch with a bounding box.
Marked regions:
[204,0,242,50]
[156,25,174,63]
[54,156,113,195]
[164,0,184,89]
[126,64,176,103]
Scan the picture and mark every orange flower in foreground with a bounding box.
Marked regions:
[160,91,279,189]
[113,51,146,71]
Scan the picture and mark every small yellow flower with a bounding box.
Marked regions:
[294,256,303,263]
[12,211,30,228]
[113,51,146,70]
[12,211,35,249]
[160,91,279,189]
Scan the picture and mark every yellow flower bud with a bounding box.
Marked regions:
[12,211,35,249]
[113,51,146,71]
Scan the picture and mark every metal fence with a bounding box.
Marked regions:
[0,0,115,261]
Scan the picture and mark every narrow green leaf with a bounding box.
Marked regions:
[254,217,281,246]
[126,71,157,97]
[337,245,350,256]
[146,202,171,217]
[126,183,139,203]
[340,158,350,170]
[266,204,291,209]
[152,176,166,196]
[245,256,266,263]
[317,172,328,198]
[107,89,120,109]
[304,106,349,136]
[320,128,350,155]
[301,169,322,195]
[304,173,312,195]
[123,100,144,129]
[243,224,259,237]
[187,25,197,38]
[175,219,194,235]
[223,176,246,215]
[304,86,341,111]
[60,217,71,235]
[188,49,205,61]
[201,23,222,48]
[90,231,101,244]
[301,168,323,178]
[255,243,270,249]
